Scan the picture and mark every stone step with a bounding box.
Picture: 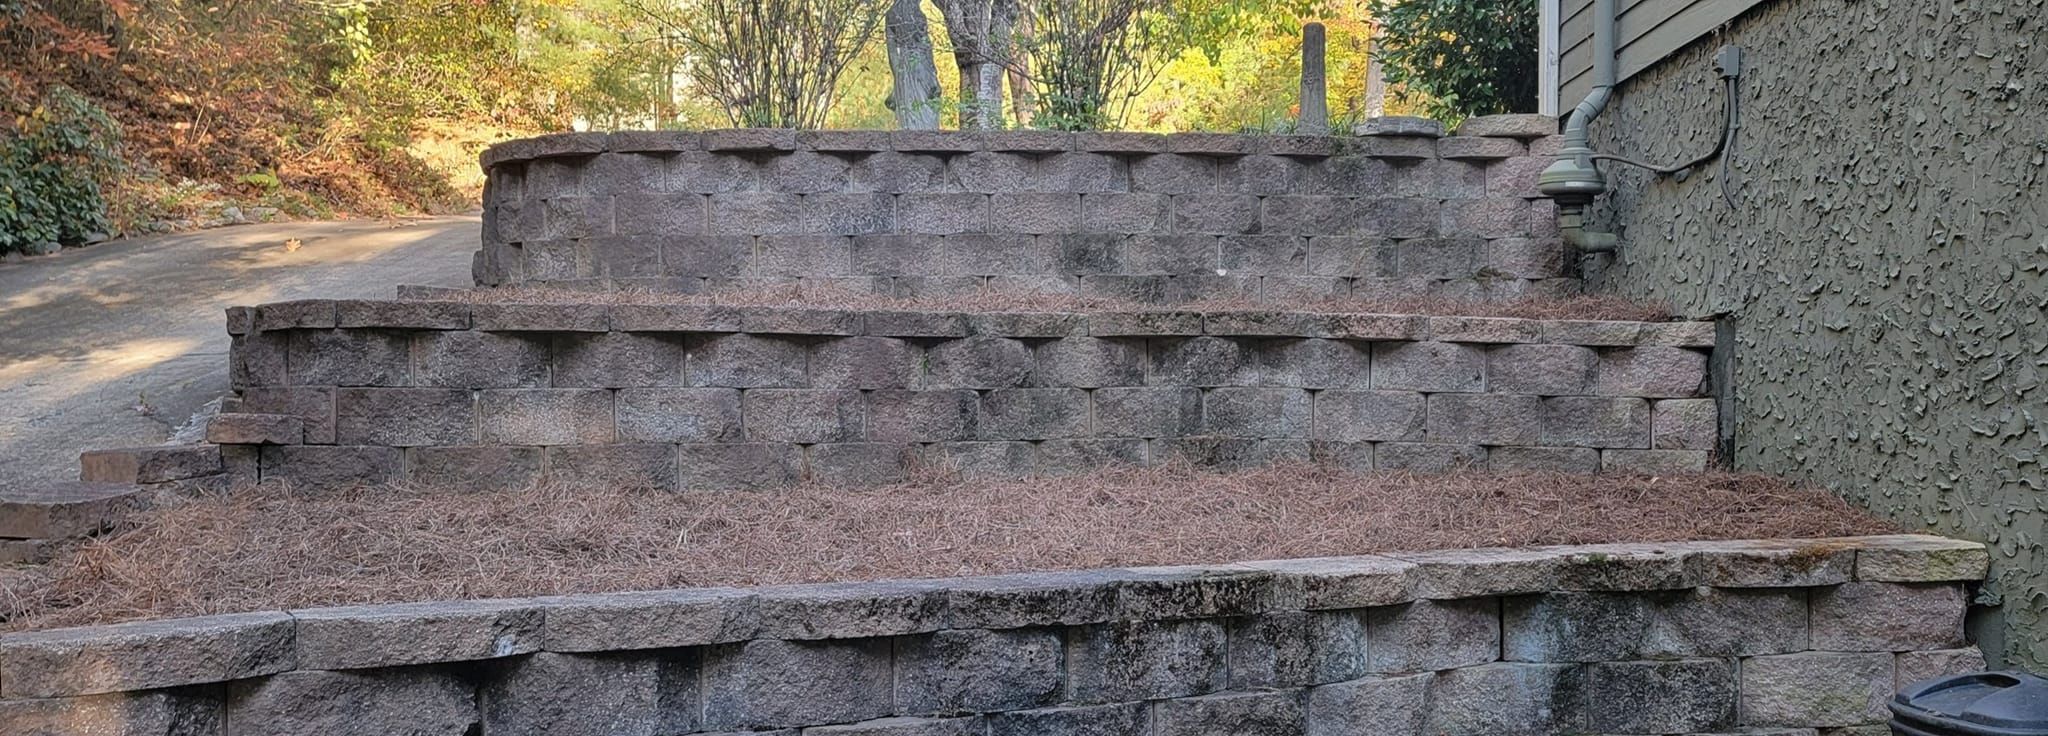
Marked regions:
[0,481,148,545]
[78,445,221,485]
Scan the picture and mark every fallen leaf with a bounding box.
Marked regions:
[283,238,302,252]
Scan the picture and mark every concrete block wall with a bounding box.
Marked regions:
[213,298,1719,491]
[0,535,1989,736]
[472,124,1572,303]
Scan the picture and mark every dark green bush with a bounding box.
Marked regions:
[1370,0,1538,122]
[1,85,124,254]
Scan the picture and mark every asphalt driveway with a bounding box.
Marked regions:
[0,216,478,487]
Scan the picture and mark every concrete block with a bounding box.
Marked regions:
[1487,446,1600,472]
[754,579,946,640]
[254,299,337,330]
[413,331,551,388]
[1037,439,1147,475]
[804,193,897,234]
[1082,193,1170,233]
[480,389,614,445]
[1092,386,1208,438]
[988,703,1146,736]
[481,651,697,736]
[334,388,475,446]
[979,388,1090,440]
[1149,336,1248,386]
[1603,449,1712,473]
[1653,398,1719,450]
[1239,555,1415,610]
[1204,387,1313,438]
[1228,611,1371,688]
[335,299,470,330]
[1487,343,1597,395]
[658,235,752,277]
[539,587,758,652]
[899,193,989,234]
[744,388,864,443]
[1092,311,1204,337]
[985,129,1072,152]
[1175,194,1263,235]
[1740,652,1893,728]
[896,629,1064,715]
[689,334,810,387]
[1305,673,1430,736]
[1366,599,1500,674]
[612,192,708,238]
[703,128,797,151]
[1304,236,1395,277]
[1895,648,1988,689]
[1502,592,1652,662]
[943,570,1122,629]
[1219,235,1307,274]
[709,192,805,234]
[1032,337,1144,387]
[1372,341,1483,392]
[868,389,979,442]
[915,440,1034,480]
[1488,237,1565,278]
[925,336,1033,388]
[1240,339,1371,388]
[0,611,295,698]
[230,668,477,736]
[988,193,1082,234]
[676,443,802,490]
[258,445,401,488]
[1583,659,1736,735]
[293,598,542,670]
[1642,586,1810,658]
[808,717,980,736]
[670,151,762,193]
[1454,114,1557,138]
[0,482,147,540]
[1596,346,1709,397]
[1130,154,1217,193]
[758,234,854,276]
[1438,198,1529,238]
[1373,442,1484,472]
[616,388,742,443]
[1851,535,1992,582]
[1424,663,1584,736]
[762,151,849,192]
[701,639,893,730]
[1425,394,1542,445]
[288,329,409,386]
[408,446,544,491]
[1541,396,1651,448]
[1153,437,1311,470]
[79,445,221,484]
[1067,620,1228,703]
[0,689,222,736]
[471,302,609,332]
[1396,237,1482,278]
[1262,196,1363,237]
[1811,582,1968,651]
[740,306,862,336]
[231,331,289,388]
[1152,690,1303,736]
[547,444,679,491]
[807,442,912,486]
[1220,155,1297,195]
[939,233,1059,275]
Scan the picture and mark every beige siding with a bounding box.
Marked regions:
[1557,0,1771,104]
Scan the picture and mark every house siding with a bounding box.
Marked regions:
[1581,0,2048,669]
[1558,0,1772,105]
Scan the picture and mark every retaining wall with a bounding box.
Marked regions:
[211,298,1718,490]
[472,123,1570,303]
[0,535,1988,736]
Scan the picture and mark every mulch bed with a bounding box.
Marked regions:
[0,464,1892,632]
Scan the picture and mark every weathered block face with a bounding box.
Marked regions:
[0,535,1988,736]
[214,299,1718,492]
[472,129,1572,303]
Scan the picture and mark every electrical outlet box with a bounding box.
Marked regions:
[1715,45,1743,78]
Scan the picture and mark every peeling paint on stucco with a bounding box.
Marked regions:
[1585,0,2048,669]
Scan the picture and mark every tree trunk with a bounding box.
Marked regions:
[933,0,1016,130]
[1007,10,1035,127]
[884,0,942,129]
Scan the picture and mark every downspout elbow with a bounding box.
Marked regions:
[1559,207,1619,253]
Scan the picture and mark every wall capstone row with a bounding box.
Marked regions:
[0,535,1987,736]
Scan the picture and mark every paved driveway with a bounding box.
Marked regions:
[0,216,478,487]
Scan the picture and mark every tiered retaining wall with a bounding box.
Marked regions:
[212,298,1718,490]
[472,122,1569,302]
[0,535,1987,736]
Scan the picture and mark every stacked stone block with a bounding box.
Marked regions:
[216,298,1718,490]
[0,535,1988,736]
[472,122,1569,303]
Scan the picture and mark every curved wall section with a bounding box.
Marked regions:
[473,126,1569,303]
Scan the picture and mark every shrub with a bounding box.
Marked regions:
[0,84,123,254]
[1012,0,1187,131]
[626,0,887,129]
[1369,0,1537,122]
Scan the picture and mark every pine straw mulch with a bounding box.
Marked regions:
[0,465,1892,632]
[420,284,1675,323]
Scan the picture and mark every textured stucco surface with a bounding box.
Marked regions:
[1585,0,2048,667]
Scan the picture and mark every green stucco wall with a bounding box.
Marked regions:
[1584,0,2048,668]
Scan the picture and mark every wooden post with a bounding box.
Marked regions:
[1298,22,1330,134]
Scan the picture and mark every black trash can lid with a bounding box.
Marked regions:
[1890,671,2048,736]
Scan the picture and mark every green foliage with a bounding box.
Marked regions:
[1369,0,1537,121]
[0,85,122,254]
[624,0,886,129]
